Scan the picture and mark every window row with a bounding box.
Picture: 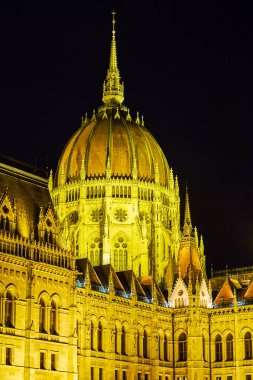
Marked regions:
[87,186,105,199]
[40,351,58,371]
[1,290,16,327]
[66,188,80,202]
[91,367,157,380]
[39,298,59,335]
[90,321,173,361]
[138,188,153,201]
[112,185,131,198]
[1,346,58,371]
[214,332,252,362]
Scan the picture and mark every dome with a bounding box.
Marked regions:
[55,11,170,188]
[55,107,170,186]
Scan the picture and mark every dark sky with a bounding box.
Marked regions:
[0,0,253,274]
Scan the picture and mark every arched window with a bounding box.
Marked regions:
[98,321,103,351]
[114,237,127,271]
[143,330,148,358]
[90,238,102,266]
[226,334,233,361]
[164,335,168,361]
[178,333,187,361]
[215,334,222,362]
[48,230,53,244]
[137,331,141,357]
[5,291,14,327]
[50,301,57,335]
[121,326,126,355]
[202,336,206,361]
[0,214,10,232]
[75,231,79,256]
[115,326,118,353]
[245,332,252,359]
[158,334,161,360]
[91,322,95,350]
[76,321,81,348]
[39,299,46,333]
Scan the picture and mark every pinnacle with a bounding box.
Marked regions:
[102,11,124,107]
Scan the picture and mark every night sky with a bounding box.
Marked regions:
[0,0,253,274]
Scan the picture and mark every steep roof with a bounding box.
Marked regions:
[0,162,51,239]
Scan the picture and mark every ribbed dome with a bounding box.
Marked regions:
[55,107,170,187]
[55,13,171,188]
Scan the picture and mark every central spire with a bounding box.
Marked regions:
[102,10,124,107]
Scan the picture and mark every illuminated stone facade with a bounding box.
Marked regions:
[0,12,253,380]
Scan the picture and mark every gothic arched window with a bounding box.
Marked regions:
[215,334,222,362]
[178,333,187,361]
[121,326,126,355]
[50,301,57,335]
[98,321,103,351]
[226,334,233,361]
[137,331,141,357]
[90,237,102,266]
[202,336,206,361]
[245,332,252,359]
[91,322,95,350]
[164,334,168,361]
[39,299,46,333]
[143,330,148,358]
[115,326,118,353]
[5,291,14,327]
[114,236,127,271]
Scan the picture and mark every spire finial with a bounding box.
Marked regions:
[102,11,124,106]
[112,9,116,32]
[183,186,193,236]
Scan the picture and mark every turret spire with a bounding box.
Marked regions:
[183,187,193,236]
[102,10,124,106]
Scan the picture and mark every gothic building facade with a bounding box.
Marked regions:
[0,12,253,380]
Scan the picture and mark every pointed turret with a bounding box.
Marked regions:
[183,187,193,236]
[176,188,202,283]
[47,169,53,195]
[102,10,124,106]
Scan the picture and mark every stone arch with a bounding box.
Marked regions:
[174,328,187,341]
[5,283,18,299]
[98,315,108,328]
[122,320,130,332]
[38,290,50,305]
[0,281,5,294]
[90,314,99,328]
[239,326,253,339]
[223,328,234,340]
[51,293,62,308]
[211,329,222,340]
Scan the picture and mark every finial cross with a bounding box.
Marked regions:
[112,9,116,31]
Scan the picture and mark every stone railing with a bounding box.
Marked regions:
[0,230,73,270]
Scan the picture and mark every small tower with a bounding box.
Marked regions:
[170,188,212,309]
